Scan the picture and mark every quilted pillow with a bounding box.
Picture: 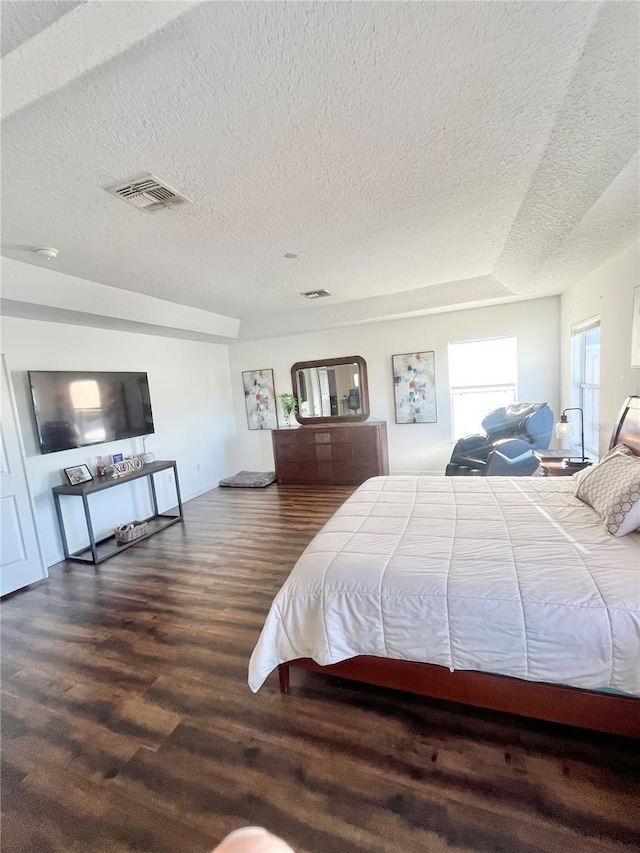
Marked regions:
[572,444,633,488]
[575,445,640,536]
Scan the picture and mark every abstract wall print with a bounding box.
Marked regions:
[392,351,437,424]
[242,369,278,430]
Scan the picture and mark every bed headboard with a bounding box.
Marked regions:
[609,395,640,456]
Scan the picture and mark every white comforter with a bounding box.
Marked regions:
[249,476,640,695]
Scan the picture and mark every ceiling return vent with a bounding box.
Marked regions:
[301,289,332,299]
[105,174,191,213]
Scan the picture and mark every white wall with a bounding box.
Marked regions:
[560,240,640,458]
[1,316,238,567]
[229,297,561,475]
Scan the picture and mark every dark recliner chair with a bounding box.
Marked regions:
[346,388,361,412]
[445,402,554,477]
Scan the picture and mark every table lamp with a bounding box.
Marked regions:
[555,407,587,467]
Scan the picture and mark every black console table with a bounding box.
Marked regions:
[52,459,183,565]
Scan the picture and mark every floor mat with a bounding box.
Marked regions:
[219,470,276,488]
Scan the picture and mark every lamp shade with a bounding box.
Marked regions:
[555,413,572,450]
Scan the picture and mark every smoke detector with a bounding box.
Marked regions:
[34,247,59,260]
[301,289,332,299]
[105,174,191,213]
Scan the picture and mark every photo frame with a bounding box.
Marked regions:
[242,368,278,430]
[392,351,437,424]
[112,452,124,464]
[632,285,640,368]
[64,464,93,485]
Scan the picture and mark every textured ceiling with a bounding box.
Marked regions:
[0,0,84,58]
[1,1,638,341]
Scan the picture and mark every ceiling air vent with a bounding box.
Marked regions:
[105,174,191,213]
[301,289,332,299]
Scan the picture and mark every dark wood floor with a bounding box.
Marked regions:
[2,484,639,853]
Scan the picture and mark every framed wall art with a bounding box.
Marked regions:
[242,368,278,430]
[392,351,437,424]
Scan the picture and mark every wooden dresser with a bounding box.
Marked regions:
[272,420,389,486]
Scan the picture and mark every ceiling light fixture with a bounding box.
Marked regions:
[284,253,298,259]
[301,289,331,299]
[34,247,59,261]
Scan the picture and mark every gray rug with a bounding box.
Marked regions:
[219,470,276,488]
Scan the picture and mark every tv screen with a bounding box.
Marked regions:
[28,371,155,454]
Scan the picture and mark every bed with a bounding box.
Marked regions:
[249,396,640,737]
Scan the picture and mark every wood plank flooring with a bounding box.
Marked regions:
[2,484,639,853]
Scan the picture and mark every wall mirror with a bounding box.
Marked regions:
[291,356,369,425]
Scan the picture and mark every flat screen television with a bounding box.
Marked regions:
[28,371,155,454]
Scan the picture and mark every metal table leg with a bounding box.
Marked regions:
[148,471,159,518]
[173,462,184,518]
[81,494,99,564]
[53,492,71,561]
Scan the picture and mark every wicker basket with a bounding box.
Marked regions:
[114,521,147,543]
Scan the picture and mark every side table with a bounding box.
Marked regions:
[52,459,183,564]
[535,453,593,478]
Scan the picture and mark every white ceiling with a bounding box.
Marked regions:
[0,0,84,57]
[1,1,638,341]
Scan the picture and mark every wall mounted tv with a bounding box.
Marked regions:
[28,371,155,454]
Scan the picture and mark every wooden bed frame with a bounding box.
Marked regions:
[278,395,640,739]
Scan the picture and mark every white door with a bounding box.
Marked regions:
[0,355,46,596]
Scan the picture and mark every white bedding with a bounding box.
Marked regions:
[249,476,640,695]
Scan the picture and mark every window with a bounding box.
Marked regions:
[570,318,601,459]
[448,336,517,440]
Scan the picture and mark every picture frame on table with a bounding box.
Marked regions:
[242,368,278,430]
[64,464,93,485]
[112,452,124,464]
[392,351,437,424]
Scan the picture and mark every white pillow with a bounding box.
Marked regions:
[574,445,640,536]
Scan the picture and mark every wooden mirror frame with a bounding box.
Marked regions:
[291,356,370,425]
